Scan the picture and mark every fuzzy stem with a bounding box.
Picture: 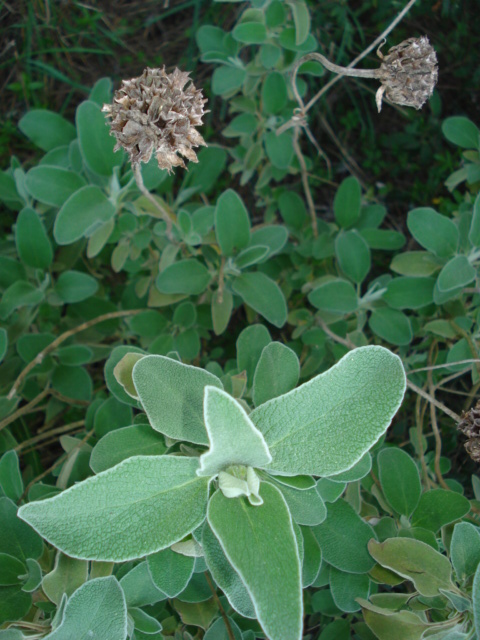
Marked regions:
[133,162,174,238]
[427,373,450,491]
[19,428,95,503]
[0,387,51,433]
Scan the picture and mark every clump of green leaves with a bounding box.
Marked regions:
[1,1,480,639]
[17,344,405,640]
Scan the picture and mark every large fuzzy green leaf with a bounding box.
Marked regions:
[207,484,302,640]
[18,456,209,562]
[202,523,256,619]
[251,346,406,476]
[132,355,223,445]
[42,577,127,640]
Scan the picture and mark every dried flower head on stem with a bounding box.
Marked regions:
[103,66,208,172]
[290,36,438,115]
[458,400,480,463]
[102,66,208,238]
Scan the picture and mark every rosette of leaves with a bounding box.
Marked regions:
[18,345,406,640]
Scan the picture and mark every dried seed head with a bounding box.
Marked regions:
[458,400,480,463]
[465,438,480,463]
[458,400,480,438]
[375,36,438,112]
[102,66,208,173]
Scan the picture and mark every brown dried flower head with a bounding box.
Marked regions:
[102,66,208,174]
[375,36,438,112]
[457,400,480,463]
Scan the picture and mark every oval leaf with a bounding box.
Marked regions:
[335,231,371,283]
[19,110,76,152]
[55,270,99,304]
[437,255,475,292]
[407,208,458,257]
[215,189,250,256]
[308,279,358,314]
[313,499,377,573]
[156,259,211,295]
[25,166,86,207]
[378,448,421,517]
[368,538,454,596]
[411,489,470,532]
[442,116,480,149]
[54,186,116,245]
[90,424,167,473]
[41,577,127,640]
[132,355,223,445]
[252,342,300,407]
[15,207,53,269]
[232,272,287,328]
[334,176,361,229]
[76,100,124,176]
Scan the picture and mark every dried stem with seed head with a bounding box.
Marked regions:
[288,0,420,118]
[292,36,438,114]
[102,66,208,173]
[103,67,208,240]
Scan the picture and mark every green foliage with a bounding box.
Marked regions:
[17,346,405,639]
[1,3,479,638]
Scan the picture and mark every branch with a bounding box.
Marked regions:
[7,309,144,400]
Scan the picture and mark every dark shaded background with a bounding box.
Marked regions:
[1,0,479,208]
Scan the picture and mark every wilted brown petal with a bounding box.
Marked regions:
[102,66,208,174]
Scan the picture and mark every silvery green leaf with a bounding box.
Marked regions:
[207,484,303,640]
[250,346,406,476]
[132,355,223,445]
[42,552,88,605]
[202,523,256,620]
[171,538,203,557]
[450,522,480,582]
[269,479,326,526]
[368,538,455,596]
[18,456,209,561]
[120,562,166,608]
[147,547,195,598]
[218,467,263,506]
[313,499,377,573]
[252,342,300,407]
[42,576,127,640]
[472,562,480,638]
[198,387,271,477]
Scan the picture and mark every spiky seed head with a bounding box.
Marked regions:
[375,36,438,112]
[102,66,208,173]
[465,438,480,463]
[458,400,480,463]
